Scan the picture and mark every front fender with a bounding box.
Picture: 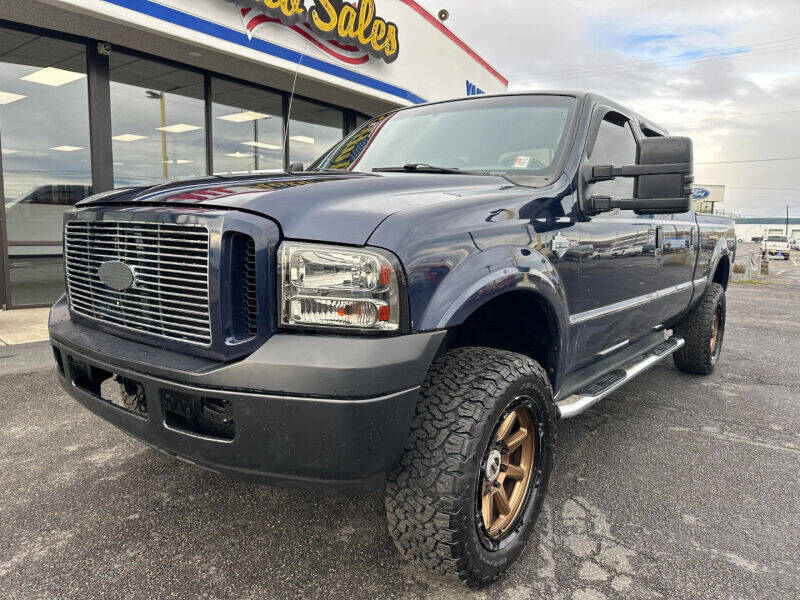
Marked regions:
[418,243,570,341]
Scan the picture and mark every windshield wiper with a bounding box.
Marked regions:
[372,163,464,174]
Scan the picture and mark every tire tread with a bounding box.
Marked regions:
[673,282,725,374]
[385,346,553,587]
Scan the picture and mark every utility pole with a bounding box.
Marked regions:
[787,205,790,236]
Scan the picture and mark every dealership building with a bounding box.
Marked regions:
[0,0,507,309]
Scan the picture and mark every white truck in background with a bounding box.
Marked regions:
[762,234,791,260]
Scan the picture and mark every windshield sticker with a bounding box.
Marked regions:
[513,156,532,169]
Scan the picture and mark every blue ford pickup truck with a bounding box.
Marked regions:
[50,92,735,587]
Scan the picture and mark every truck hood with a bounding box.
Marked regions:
[78,172,516,245]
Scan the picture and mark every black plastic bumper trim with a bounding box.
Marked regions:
[52,339,421,495]
[49,295,445,399]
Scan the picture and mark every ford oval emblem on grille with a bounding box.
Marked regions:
[98,261,136,291]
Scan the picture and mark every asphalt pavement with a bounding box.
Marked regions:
[1,279,798,600]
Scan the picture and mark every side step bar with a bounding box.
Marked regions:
[557,337,685,419]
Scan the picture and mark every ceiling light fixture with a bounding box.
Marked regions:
[0,91,26,104]
[290,135,315,144]
[242,141,282,150]
[112,133,148,142]
[217,111,271,123]
[21,67,86,86]
[1,148,20,155]
[225,151,251,158]
[157,123,202,133]
[50,145,84,152]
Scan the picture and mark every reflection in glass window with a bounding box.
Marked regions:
[110,54,206,187]
[591,118,637,199]
[0,27,91,306]
[288,99,343,166]
[211,78,284,175]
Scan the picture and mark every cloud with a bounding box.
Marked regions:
[417,0,800,216]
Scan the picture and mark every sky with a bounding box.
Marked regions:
[416,0,800,218]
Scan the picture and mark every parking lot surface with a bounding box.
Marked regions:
[1,280,799,599]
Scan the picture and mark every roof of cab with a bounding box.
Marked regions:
[387,90,669,137]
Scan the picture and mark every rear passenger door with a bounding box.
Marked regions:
[572,110,662,366]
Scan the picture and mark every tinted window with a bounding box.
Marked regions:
[109,54,206,187]
[0,27,91,306]
[767,236,788,242]
[591,115,637,198]
[288,99,344,165]
[19,185,92,205]
[211,78,284,175]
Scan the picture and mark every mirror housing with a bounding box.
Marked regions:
[585,136,694,215]
[288,161,305,173]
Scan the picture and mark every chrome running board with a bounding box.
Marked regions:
[557,337,685,419]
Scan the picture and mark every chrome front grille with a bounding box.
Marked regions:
[64,221,212,345]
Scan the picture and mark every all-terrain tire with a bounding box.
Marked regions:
[673,282,726,374]
[385,347,556,588]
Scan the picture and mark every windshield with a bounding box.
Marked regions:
[767,236,788,242]
[310,95,577,175]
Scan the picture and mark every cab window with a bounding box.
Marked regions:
[590,115,637,199]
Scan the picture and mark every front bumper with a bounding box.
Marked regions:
[50,297,445,494]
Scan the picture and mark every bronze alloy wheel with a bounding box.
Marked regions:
[477,398,538,546]
[710,308,720,353]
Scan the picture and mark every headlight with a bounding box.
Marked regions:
[278,241,403,332]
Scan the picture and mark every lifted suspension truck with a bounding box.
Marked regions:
[50,92,735,587]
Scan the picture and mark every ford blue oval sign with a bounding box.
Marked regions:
[691,187,710,200]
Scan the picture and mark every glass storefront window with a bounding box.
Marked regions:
[288,99,343,166]
[0,28,91,306]
[211,78,284,175]
[110,54,206,187]
[0,26,358,309]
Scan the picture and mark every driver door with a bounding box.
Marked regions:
[572,110,662,367]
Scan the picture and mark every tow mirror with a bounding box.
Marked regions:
[585,136,694,215]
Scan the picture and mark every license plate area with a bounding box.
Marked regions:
[71,359,148,418]
[161,390,235,441]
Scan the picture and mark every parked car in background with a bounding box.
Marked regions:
[762,235,791,260]
[49,92,734,588]
[5,184,93,256]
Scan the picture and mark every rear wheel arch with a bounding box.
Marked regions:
[712,254,731,290]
